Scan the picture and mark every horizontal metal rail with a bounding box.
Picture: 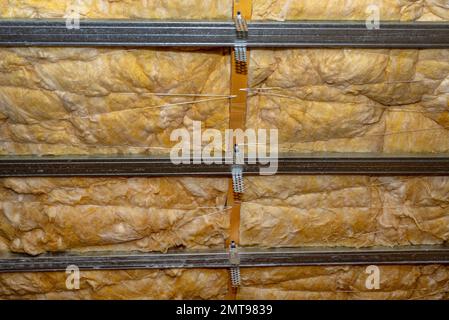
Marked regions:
[1,154,449,176]
[249,21,449,48]
[1,246,448,272]
[0,19,448,48]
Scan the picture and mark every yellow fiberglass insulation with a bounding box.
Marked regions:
[1,0,447,21]
[0,47,230,155]
[0,0,449,301]
[238,265,449,300]
[0,269,229,299]
[251,0,449,21]
[0,0,232,19]
[1,265,449,300]
[240,175,449,248]
[248,49,449,153]
[0,177,229,255]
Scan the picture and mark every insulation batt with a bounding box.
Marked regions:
[0,269,229,300]
[0,47,230,155]
[1,266,449,300]
[248,49,449,153]
[252,0,449,21]
[238,265,449,300]
[241,176,449,248]
[1,0,447,21]
[0,0,231,19]
[0,177,229,255]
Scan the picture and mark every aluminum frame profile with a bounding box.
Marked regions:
[0,19,449,48]
[1,246,448,272]
[248,21,449,48]
[1,154,449,177]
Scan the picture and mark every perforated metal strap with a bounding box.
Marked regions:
[234,13,248,39]
[229,241,241,288]
[230,267,241,287]
[232,166,244,194]
[234,12,248,74]
[227,0,252,300]
[234,42,248,74]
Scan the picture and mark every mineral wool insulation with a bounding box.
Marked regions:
[0,0,449,300]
